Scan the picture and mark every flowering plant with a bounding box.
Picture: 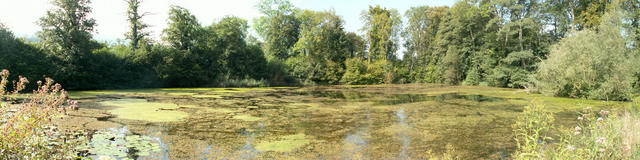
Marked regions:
[0,69,80,159]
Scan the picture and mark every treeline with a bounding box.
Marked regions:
[1,0,639,100]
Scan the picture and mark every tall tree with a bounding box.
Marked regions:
[428,0,492,84]
[208,16,266,79]
[288,10,350,84]
[124,0,150,50]
[402,6,449,82]
[486,0,550,88]
[37,0,100,89]
[255,0,300,60]
[361,5,402,62]
[160,6,222,87]
[163,6,202,51]
[38,0,96,63]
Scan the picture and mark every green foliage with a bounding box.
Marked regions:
[341,59,391,85]
[512,103,555,159]
[535,12,639,101]
[209,16,267,80]
[37,0,104,90]
[0,25,52,90]
[219,79,270,88]
[37,0,97,63]
[3,0,640,96]
[124,0,150,49]
[443,46,460,85]
[402,6,449,83]
[287,10,352,84]
[256,0,300,60]
[514,106,640,159]
[361,5,402,62]
[163,6,203,51]
[341,58,368,85]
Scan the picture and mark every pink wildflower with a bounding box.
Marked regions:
[577,116,583,121]
[597,137,606,144]
[597,117,604,122]
[575,126,582,131]
[567,146,576,151]
[600,110,609,116]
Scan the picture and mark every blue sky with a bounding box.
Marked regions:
[0,0,456,42]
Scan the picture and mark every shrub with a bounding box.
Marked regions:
[341,58,368,85]
[0,69,79,159]
[341,59,392,85]
[534,13,639,101]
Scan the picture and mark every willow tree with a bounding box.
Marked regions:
[535,12,639,101]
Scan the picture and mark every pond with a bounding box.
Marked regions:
[59,84,626,159]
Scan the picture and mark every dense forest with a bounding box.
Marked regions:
[1,0,639,101]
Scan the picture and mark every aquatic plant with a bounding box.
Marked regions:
[255,133,312,152]
[98,99,190,122]
[0,69,80,159]
[78,127,163,159]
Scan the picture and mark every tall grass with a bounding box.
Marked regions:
[0,69,80,159]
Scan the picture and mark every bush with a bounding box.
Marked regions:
[534,13,639,101]
[341,58,368,85]
[341,59,392,85]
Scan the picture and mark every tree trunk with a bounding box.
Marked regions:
[519,19,526,69]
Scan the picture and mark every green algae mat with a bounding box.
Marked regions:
[66,84,633,159]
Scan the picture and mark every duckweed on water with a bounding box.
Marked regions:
[99,99,191,122]
[233,114,262,121]
[62,84,635,159]
[192,94,224,98]
[255,133,313,152]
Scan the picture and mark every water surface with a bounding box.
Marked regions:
[64,84,624,159]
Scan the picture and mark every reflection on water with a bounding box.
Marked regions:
[395,109,410,159]
[377,93,506,105]
[343,109,370,160]
[70,84,613,159]
[239,122,264,159]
